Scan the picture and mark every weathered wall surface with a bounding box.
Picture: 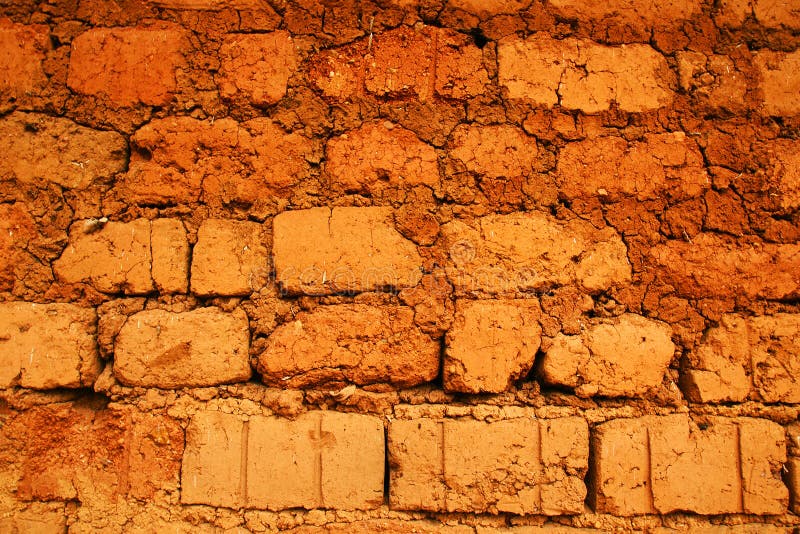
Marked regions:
[1,0,799,532]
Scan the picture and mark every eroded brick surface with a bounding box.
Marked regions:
[0,18,50,107]
[217,31,298,106]
[441,212,630,296]
[449,124,540,180]
[676,52,748,113]
[754,50,800,116]
[498,36,674,112]
[548,0,701,24]
[389,416,588,515]
[444,299,542,394]
[325,121,438,194]
[540,313,675,397]
[591,415,788,515]
[650,234,800,300]
[556,133,709,201]
[273,207,423,295]
[53,218,189,295]
[0,112,127,189]
[682,313,800,403]
[256,304,439,388]
[113,307,251,388]
[182,411,384,510]
[68,25,187,106]
[717,0,800,28]
[118,117,313,208]
[0,302,100,389]
[190,219,268,297]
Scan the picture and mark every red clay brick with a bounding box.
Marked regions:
[0,18,50,106]
[444,299,542,394]
[325,121,438,194]
[591,415,788,515]
[449,124,539,180]
[273,207,423,295]
[0,302,100,389]
[788,457,800,514]
[540,313,674,397]
[0,112,127,190]
[650,234,800,300]
[113,307,251,388]
[682,313,800,403]
[147,0,264,8]
[765,139,800,210]
[441,212,630,296]
[548,0,701,25]
[498,36,674,113]
[53,218,189,295]
[389,416,588,515]
[256,304,439,388]
[717,0,800,28]
[120,117,312,208]
[182,411,384,510]
[0,203,38,293]
[754,50,800,116]
[190,219,268,297]
[676,52,748,113]
[217,31,298,106]
[68,25,187,106]
[556,133,709,202]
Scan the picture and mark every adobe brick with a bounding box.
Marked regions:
[146,0,264,8]
[256,304,439,388]
[53,218,189,295]
[765,139,800,210]
[650,234,800,300]
[540,313,674,397]
[682,313,800,403]
[754,50,800,116]
[190,219,268,297]
[287,520,474,534]
[449,124,539,180]
[389,416,588,515]
[676,52,748,113]
[0,506,66,534]
[547,0,701,25]
[0,112,127,190]
[556,133,709,202]
[0,302,100,389]
[0,204,37,293]
[113,307,251,388]
[444,299,542,394]
[788,457,800,514]
[273,207,423,295]
[498,35,674,113]
[68,26,188,106]
[0,18,50,107]
[217,31,298,106]
[441,212,630,296]
[120,117,312,207]
[325,121,439,194]
[717,0,800,29]
[182,411,384,510]
[591,415,788,515]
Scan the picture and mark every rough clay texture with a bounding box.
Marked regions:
[2,0,800,532]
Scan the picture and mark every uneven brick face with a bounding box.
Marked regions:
[311,26,488,101]
[754,50,800,116]
[441,212,630,296]
[650,234,800,300]
[7,404,182,503]
[449,124,539,179]
[273,207,423,295]
[191,219,268,297]
[0,302,100,389]
[0,203,38,293]
[766,139,800,209]
[68,25,187,106]
[788,457,800,514]
[717,0,800,28]
[498,36,674,113]
[256,304,439,388]
[146,0,265,8]
[53,218,189,295]
[682,313,800,403]
[119,117,312,208]
[548,0,701,23]
[556,133,708,202]
[0,506,66,534]
[0,19,49,106]
[217,31,298,106]
[540,313,674,397]
[286,520,474,534]
[389,416,588,515]
[444,300,542,394]
[592,415,788,515]
[676,52,748,113]
[0,112,127,189]
[114,307,251,388]
[182,411,384,510]
[325,121,438,194]
[447,0,528,15]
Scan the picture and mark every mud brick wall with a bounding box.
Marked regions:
[1,0,800,532]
